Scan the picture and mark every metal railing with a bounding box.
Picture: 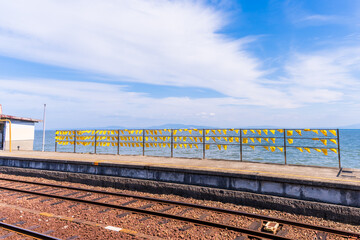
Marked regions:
[55,128,341,168]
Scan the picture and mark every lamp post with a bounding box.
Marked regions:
[42,104,46,152]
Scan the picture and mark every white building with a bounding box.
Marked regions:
[0,105,40,151]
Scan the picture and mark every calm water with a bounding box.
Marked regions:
[34,129,360,169]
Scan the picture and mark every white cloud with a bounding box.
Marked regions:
[284,47,360,104]
[0,1,360,128]
[0,0,292,106]
[0,78,246,128]
[283,1,343,26]
[299,14,338,23]
[1,77,359,128]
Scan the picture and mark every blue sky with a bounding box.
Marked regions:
[0,0,359,129]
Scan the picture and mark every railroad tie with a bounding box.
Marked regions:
[22,186,39,190]
[115,199,139,217]
[50,190,65,195]
[276,227,289,237]
[76,193,92,199]
[315,231,328,240]
[98,208,111,213]
[34,187,49,192]
[233,236,247,240]
[179,212,211,232]
[121,199,138,206]
[43,230,54,235]
[7,192,21,197]
[91,196,109,201]
[105,198,120,203]
[13,221,26,226]
[0,220,11,240]
[68,203,80,208]
[0,221,26,239]
[0,232,13,239]
[158,207,193,225]
[248,221,262,231]
[16,194,31,199]
[9,225,40,240]
[42,188,58,193]
[51,201,65,206]
[28,225,40,230]
[62,192,81,197]
[139,205,175,222]
[66,236,79,240]
[117,203,154,218]
[178,225,193,231]
[27,196,40,200]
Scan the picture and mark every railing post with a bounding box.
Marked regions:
[283,129,287,165]
[337,129,341,168]
[142,129,145,156]
[202,129,206,159]
[170,129,174,158]
[74,130,76,153]
[94,131,97,154]
[117,129,120,155]
[55,130,57,152]
[240,129,242,161]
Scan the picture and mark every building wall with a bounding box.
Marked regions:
[3,120,35,151]
[0,123,4,150]
[5,140,34,151]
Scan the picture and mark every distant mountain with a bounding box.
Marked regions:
[45,123,358,131]
[245,125,280,129]
[146,124,283,129]
[102,126,126,129]
[92,124,285,130]
[146,124,211,129]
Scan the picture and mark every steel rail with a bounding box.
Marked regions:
[0,177,358,238]
[0,221,60,240]
[0,181,290,240]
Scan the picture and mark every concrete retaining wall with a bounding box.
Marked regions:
[0,156,359,208]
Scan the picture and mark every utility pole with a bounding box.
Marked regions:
[42,104,46,152]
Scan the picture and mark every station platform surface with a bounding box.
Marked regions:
[0,150,359,186]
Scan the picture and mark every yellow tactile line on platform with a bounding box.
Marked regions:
[0,202,160,239]
[7,154,360,184]
[93,160,107,165]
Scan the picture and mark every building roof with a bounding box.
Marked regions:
[0,114,41,123]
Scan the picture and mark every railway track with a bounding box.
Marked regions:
[0,220,61,240]
[0,176,358,240]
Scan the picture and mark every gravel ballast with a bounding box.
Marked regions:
[0,168,359,239]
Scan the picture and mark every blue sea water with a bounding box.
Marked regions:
[33,129,360,169]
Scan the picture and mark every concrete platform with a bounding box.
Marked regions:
[0,150,360,208]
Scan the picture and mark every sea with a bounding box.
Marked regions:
[33,129,360,169]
